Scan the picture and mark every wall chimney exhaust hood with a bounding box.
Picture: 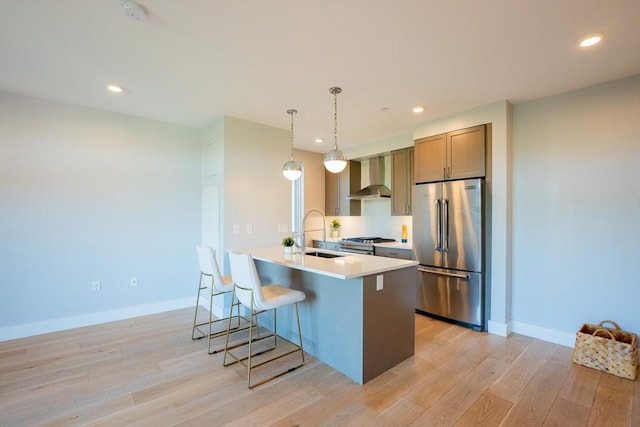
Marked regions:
[347,156,391,200]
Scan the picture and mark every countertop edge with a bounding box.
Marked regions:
[239,247,418,280]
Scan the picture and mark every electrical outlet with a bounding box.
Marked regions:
[130,276,138,287]
[246,224,253,234]
[376,275,383,291]
[92,280,101,292]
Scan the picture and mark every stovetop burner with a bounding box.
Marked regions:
[343,237,396,244]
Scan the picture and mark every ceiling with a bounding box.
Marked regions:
[1,1,639,153]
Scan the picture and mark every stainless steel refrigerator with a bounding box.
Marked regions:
[412,178,484,330]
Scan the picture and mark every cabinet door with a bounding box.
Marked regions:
[414,133,446,183]
[391,148,414,215]
[325,161,361,216]
[447,125,485,179]
[407,147,414,214]
[325,172,340,216]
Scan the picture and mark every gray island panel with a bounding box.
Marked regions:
[253,258,415,384]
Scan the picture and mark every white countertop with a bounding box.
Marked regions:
[239,246,418,280]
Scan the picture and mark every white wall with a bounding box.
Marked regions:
[0,92,202,340]
[221,116,293,271]
[200,117,224,263]
[511,76,640,344]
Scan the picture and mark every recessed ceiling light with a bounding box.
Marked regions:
[381,107,389,112]
[412,106,424,113]
[580,33,603,47]
[107,84,123,93]
[315,138,324,143]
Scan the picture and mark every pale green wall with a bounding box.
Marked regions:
[221,116,293,271]
[512,76,640,340]
[0,92,202,339]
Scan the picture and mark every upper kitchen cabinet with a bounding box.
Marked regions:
[414,124,485,183]
[391,147,414,216]
[325,160,361,216]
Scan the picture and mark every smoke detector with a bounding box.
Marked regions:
[123,1,147,21]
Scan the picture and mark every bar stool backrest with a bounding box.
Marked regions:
[197,245,229,293]
[228,251,265,310]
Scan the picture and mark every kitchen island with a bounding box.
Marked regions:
[236,246,418,384]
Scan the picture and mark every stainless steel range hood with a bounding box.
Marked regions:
[347,156,391,200]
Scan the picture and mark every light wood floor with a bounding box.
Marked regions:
[1,308,638,426]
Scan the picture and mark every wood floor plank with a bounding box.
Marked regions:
[453,391,512,427]
[409,356,511,426]
[500,357,571,427]
[37,394,136,427]
[316,401,378,427]
[171,360,328,426]
[586,373,634,427]
[558,363,600,408]
[543,396,591,427]
[488,339,555,404]
[0,375,91,426]
[363,397,425,427]
[356,369,403,413]
[633,376,640,427]
[223,385,325,427]
[486,332,531,365]
[266,367,363,427]
[0,308,636,427]
[404,363,464,409]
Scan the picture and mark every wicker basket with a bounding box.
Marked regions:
[572,320,638,380]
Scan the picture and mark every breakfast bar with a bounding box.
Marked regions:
[237,246,418,384]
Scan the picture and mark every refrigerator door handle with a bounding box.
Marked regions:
[442,198,449,252]
[417,266,470,279]
[435,199,442,251]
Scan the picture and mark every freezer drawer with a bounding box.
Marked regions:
[416,266,483,328]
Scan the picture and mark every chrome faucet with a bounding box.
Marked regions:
[297,209,326,254]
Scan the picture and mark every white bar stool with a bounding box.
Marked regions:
[224,251,306,388]
[192,245,243,354]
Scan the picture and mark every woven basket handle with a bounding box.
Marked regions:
[592,327,617,341]
[598,320,621,330]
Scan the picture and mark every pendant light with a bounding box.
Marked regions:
[323,87,347,173]
[282,109,302,180]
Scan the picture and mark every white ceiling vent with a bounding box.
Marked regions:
[123,1,147,21]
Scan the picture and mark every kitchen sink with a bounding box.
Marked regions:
[305,251,345,259]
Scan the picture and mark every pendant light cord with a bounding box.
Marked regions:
[290,111,295,161]
[287,108,297,161]
[333,90,338,151]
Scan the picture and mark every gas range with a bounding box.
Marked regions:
[339,237,396,255]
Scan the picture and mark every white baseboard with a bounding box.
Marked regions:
[510,320,575,348]
[487,319,511,337]
[0,297,194,342]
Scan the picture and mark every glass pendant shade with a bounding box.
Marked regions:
[323,149,347,173]
[324,87,347,174]
[282,160,302,180]
[282,108,302,180]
